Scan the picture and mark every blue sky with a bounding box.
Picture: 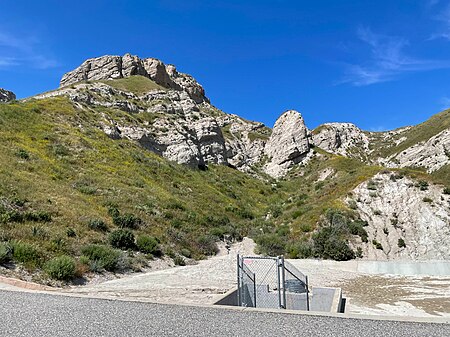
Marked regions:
[2,1,450,130]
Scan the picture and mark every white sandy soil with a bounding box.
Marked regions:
[61,238,450,318]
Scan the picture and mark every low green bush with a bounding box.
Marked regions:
[113,213,142,229]
[286,241,313,259]
[355,247,363,258]
[367,180,377,190]
[49,237,67,253]
[416,180,429,191]
[196,235,219,256]
[136,235,161,256]
[66,228,76,238]
[398,238,406,248]
[16,149,30,160]
[347,220,368,242]
[348,199,357,210]
[24,211,52,222]
[180,248,191,258]
[81,244,121,271]
[44,255,76,280]
[372,239,383,250]
[0,242,12,265]
[88,219,108,232]
[255,233,285,256]
[299,223,313,233]
[312,228,355,261]
[31,226,49,239]
[109,229,135,249]
[173,256,185,266]
[10,241,41,267]
[0,210,51,224]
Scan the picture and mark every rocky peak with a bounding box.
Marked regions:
[264,110,310,178]
[312,122,369,158]
[60,53,209,103]
[0,88,16,103]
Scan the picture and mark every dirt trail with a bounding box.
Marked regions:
[64,237,256,304]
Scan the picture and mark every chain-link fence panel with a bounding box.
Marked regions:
[283,260,310,310]
[237,255,310,311]
[238,260,256,307]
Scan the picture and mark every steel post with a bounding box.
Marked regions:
[306,275,310,311]
[281,256,286,309]
[236,254,241,306]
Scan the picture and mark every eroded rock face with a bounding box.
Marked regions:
[383,129,450,172]
[116,116,227,168]
[166,64,207,104]
[35,81,226,169]
[60,53,208,103]
[55,55,323,177]
[264,110,310,178]
[0,88,16,102]
[312,123,369,158]
[218,114,269,172]
[349,172,450,260]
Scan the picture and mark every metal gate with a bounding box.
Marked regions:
[237,255,309,311]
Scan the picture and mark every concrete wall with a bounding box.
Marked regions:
[288,259,450,277]
[214,286,345,313]
[215,289,239,306]
[356,260,450,276]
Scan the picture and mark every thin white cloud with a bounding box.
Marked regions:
[0,30,58,69]
[428,3,450,40]
[341,27,450,86]
[0,57,19,67]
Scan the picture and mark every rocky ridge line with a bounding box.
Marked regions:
[39,54,313,177]
[51,53,450,179]
[60,53,208,104]
[0,88,16,103]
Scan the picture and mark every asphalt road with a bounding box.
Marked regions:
[0,290,449,337]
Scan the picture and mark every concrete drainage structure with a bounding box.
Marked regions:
[215,255,345,313]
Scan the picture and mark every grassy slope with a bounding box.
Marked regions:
[0,97,279,276]
[369,108,450,185]
[312,109,450,187]
[100,76,166,95]
[1,86,448,277]
[6,93,380,274]
[370,108,450,158]
[279,151,382,235]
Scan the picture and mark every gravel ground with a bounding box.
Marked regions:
[1,290,449,337]
[64,238,450,318]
